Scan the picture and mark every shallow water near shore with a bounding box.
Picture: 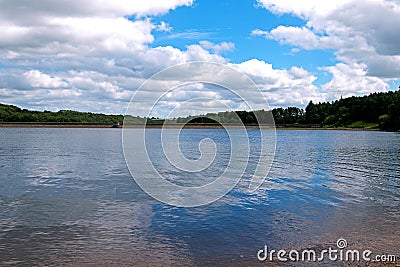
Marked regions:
[0,128,399,266]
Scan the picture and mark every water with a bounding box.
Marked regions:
[0,128,399,266]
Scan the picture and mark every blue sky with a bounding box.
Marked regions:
[150,0,336,86]
[0,0,399,115]
[152,1,317,63]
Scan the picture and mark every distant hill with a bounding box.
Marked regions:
[1,89,399,130]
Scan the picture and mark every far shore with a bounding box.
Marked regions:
[0,123,382,131]
[0,123,116,128]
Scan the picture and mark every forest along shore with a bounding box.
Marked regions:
[0,123,117,128]
[0,122,382,130]
[1,89,399,131]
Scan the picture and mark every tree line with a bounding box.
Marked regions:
[0,105,124,125]
[174,90,400,131]
[1,89,399,130]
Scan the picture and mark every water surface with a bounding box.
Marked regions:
[0,128,399,265]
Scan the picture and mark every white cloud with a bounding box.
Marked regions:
[0,0,193,20]
[255,0,400,93]
[321,63,389,97]
[251,29,267,37]
[260,26,333,50]
[256,0,353,18]
[253,0,400,79]
[184,44,229,63]
[1,0,396,115]
[230,59,324,107]
[24,70,68,88]
[0,0,193,58]
[0,0,238,113]
[199,41,235,54]
[0,17,155,57]
[156,21,173,32]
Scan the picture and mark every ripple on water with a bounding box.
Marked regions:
[0,128,399,265]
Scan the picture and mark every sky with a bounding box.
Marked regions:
[0,0,399,115]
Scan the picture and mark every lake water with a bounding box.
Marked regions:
[0,128,399,266]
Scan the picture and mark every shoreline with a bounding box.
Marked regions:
[0,123,381,131]
[0,123,116,128]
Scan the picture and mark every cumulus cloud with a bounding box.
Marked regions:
[0,0,193,20]
[24,70,68,88]
[255,0,400,93]
[253,26,340,50]
[253,0,400,79]
[0,0,236,113]
[230,59,325,107]
[156,21,173,32]
[148,83,242,118]
[256,0,353,18]
[2,0,395,115]
[199,41,235,54]
[0,17,155,57]
[321,63,389,97]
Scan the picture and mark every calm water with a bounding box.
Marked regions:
[0,128,399,266]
